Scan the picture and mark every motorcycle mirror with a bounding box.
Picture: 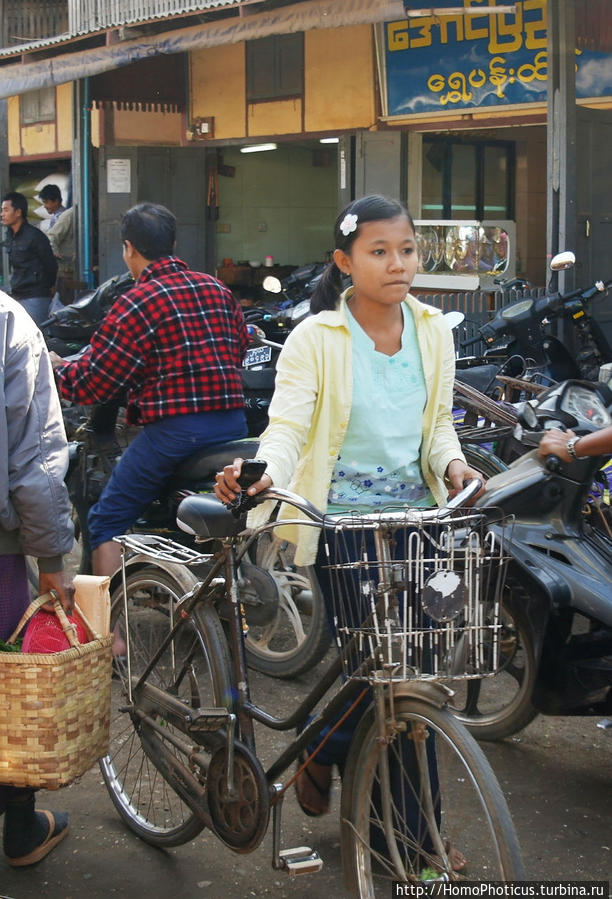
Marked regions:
[517,402,539,430]
[262,276,282,294]
[443,310,465,330]
[549,251,576,271]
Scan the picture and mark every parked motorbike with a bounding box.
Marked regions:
[241,268,320,437]
[40,271,134,356]
[462,251,612,383]
[450,378,612,740]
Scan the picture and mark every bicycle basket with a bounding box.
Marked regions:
[322,509,510,683]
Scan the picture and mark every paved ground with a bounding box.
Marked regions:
[1,656,610,899]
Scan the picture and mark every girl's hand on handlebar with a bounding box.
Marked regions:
[537,427,575,462]
[445,460,487,502]
[214,457,273,504]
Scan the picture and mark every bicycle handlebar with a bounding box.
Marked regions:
[242,479,485,525]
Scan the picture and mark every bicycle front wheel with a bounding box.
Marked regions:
[340,695,524,896]
[100,565,233,848]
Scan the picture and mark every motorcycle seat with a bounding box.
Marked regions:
[455,364,500,394]
[174,439,260,481]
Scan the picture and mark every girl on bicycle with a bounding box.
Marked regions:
[215,194,481,865]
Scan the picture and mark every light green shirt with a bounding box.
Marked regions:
[327,304,433,511]
[249,288,465,566]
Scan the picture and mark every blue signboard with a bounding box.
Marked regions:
[385,0,612,116]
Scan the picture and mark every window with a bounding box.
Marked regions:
[422,138,515,220]
[20,87,56,125]
[246,33,304,102]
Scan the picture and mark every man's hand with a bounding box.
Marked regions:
[40,570,75,615]
[49,350,66,371]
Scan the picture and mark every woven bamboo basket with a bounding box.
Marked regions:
[0,593,112,790]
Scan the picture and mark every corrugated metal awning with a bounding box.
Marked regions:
[0,0,256,56]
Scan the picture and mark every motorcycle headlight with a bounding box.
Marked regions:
[561,384,612,428]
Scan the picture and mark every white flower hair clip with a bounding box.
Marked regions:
[339,213,358,237]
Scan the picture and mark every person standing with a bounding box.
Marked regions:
[39,184,66,229]
[47,205,76,306]
[51,202,249,582]
[1,192,57,325]
[0,291,74,866]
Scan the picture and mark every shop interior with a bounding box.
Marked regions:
[212,138,339,303]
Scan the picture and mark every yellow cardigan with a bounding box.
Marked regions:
[249,290,466,566]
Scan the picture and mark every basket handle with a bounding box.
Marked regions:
[7,590,82,650]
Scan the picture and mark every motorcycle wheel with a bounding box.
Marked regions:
[448,577,538,741]
[244,532,331,678]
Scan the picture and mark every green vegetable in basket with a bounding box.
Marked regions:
[0,637,22,652]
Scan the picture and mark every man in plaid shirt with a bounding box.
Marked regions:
[51,203,248,579]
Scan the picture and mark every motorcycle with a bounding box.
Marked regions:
[40,271,134,357]
[461,251,612,383]
[450,378,612,740]
[241,268,320,437]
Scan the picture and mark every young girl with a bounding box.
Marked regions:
[215,195,480,863]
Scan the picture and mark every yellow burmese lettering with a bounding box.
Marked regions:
[489,6,523,53]
[387,21,409,52]
[523,0,547,50]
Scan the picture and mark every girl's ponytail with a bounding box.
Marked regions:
[310,262,344,313]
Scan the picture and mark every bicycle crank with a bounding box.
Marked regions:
[207,742,270,852]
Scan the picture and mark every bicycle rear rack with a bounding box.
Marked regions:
[114,533,213,565]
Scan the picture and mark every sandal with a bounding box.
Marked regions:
[6,809,69,867]
[295,752,332,817]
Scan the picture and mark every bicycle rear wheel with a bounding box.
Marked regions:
[100,565,232,847]
[340,695,524,896]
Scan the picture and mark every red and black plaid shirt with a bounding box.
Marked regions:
[55,256,248,425]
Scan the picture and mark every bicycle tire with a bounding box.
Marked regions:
[448,576,538,741]
[100,565,233,848]
[340,695,524,895]
[245,534,331,678]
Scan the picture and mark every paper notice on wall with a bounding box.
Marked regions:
[107,158,131,194]
[340,148,347,190]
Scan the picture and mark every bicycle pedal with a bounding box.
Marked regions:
[187,708,232,733]
[277,847,323,876]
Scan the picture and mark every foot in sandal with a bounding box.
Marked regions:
[3,792,69,867]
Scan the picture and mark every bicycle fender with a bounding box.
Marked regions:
[392,681,454,708]
[108,554,201,601]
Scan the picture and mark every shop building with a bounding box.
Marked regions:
[0,1,611,312]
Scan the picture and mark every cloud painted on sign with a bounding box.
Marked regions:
[576,57,612,95]
[394,78,546,114]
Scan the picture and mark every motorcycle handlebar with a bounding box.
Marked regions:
[544,455,563,473]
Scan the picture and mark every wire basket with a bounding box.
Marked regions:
[322,509,510,683]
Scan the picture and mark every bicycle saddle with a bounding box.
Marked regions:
[174,439,259,481]
[176,493,246,539]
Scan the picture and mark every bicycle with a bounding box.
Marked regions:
[100,474,524,894]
